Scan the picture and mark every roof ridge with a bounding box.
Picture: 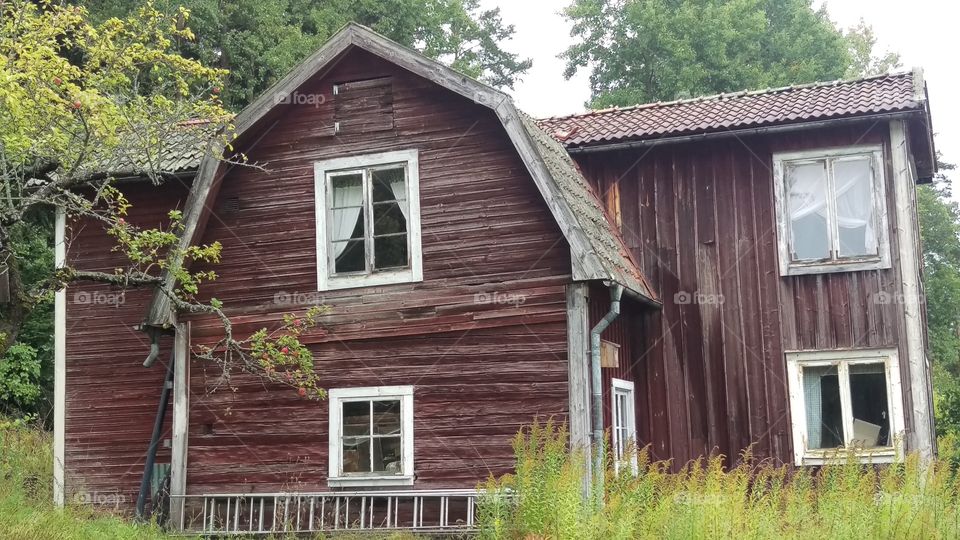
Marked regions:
[538,70,914,122]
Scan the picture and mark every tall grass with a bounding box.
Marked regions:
[477,421,960,539]
[0,417,173,539]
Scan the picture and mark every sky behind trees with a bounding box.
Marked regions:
[483,0,956,190]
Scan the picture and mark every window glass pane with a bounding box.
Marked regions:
[802,365,844,449]
[373,202,408,235]
[342,401,370,436]
[374,235,408,270]
[833,158,877,258]
[849,363,890,448]
[373,436,403,474]
[331,208,365,241]
[371,167,407,204]
[373,400,402,436]
[341,437,371,473]
[786,161,830,261]
[333,240,365,273]
[330,173,364,208]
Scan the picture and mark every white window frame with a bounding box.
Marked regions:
[785,348,905,466]
[611,378,638,474]
[314,149,423,291]
[327,385,415,488]
[773,145,890,276]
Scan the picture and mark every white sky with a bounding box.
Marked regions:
[482,0,957,184]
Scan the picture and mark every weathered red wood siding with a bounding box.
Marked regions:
[575,122,913,467]
[64,182,190,511]
[181,48,574,493]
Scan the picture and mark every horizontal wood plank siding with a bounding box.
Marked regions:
[181,49,574,492]
[64,183,190,511]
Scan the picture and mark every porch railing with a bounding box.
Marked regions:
[170,488,482,535]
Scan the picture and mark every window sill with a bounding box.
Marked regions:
[782,257,891,276]
[320,269,421,291]
[799,448,898,467]
[327,475,414,488]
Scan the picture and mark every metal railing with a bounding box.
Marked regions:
[170,488,481,535]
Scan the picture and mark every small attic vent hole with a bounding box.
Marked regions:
[221,197,241,214]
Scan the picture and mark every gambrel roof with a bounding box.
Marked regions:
[144,23,657,326]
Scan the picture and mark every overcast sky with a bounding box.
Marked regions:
[481,0,956,185]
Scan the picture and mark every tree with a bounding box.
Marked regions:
[562,0,853,107]
[0,1,325,416]
[83,0,532,110]
[843,18,902,78]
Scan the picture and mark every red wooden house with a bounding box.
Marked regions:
[54,24,937,534]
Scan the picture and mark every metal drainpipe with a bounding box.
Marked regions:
[135,350,175,521]
[589,283,623,502]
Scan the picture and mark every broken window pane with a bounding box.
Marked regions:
[849,363,890,448]
[802,365,844,449]
[373,400,402,436]
[833,158,877,258]
[786,161,830,261]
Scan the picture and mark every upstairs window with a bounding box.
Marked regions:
[773,146,890,275]
[786,349,905,466]
[315,150,423,291]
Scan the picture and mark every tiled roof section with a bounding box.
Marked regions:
[519,114,656,302]
[537,72,922,147]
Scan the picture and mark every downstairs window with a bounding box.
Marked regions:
[328,386,414,487]
[611,378,638,474]
[786,349,904,466]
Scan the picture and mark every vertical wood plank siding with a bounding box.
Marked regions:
[576,122,910,467]
[64,183,190,511]
[180,48,574,493]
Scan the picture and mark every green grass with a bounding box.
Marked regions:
[0,417,173,539]
[477,420,960,539]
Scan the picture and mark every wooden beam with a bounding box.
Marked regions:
[890,119,935,460]
[566,283,591,495]
[53,208,66,507]
[169,322,190,530]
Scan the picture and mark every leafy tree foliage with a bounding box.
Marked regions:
[0,1,327,417]
[562,0,855,107]
[84,0,532,110]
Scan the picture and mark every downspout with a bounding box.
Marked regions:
[135,350,175,521]
[142,327,161,368]
[589,283,623,501]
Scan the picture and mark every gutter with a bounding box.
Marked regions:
[589,283,623,501]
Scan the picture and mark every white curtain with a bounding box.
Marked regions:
[389,176,408,219]
[787,162,829,223]
[833,159,876,254]
[787,158,875,255]
[331,177,363,259]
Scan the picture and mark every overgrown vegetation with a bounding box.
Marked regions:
[478,421,960,539]
[0,417,175,538]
